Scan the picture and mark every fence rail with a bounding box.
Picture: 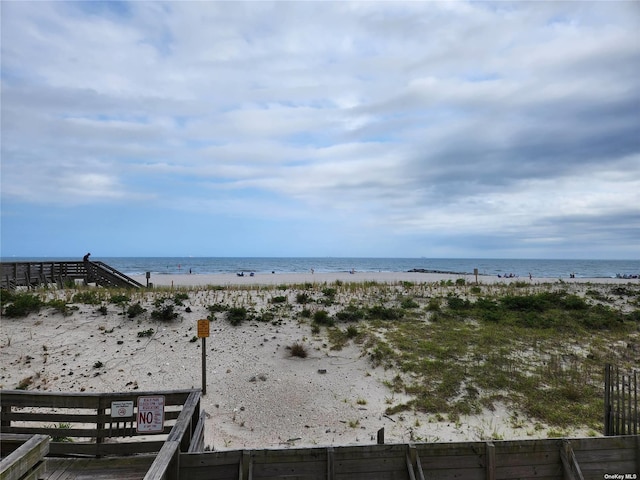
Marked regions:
[0,389,203,458]
[605,364,639,436]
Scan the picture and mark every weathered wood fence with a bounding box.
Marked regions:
[2,388,639,479]
[175,436,639,480]
[0,389,203,458]
[605,364,639,436]
[0,261,143,290]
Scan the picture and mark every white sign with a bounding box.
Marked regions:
[111,400,134,418]
[136,396,165,433]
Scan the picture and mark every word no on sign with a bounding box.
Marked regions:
[136,396,165,433]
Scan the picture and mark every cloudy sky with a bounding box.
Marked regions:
[1,1,639,259]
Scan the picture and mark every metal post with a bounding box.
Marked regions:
[201,337,207,396]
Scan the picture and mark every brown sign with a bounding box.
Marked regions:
[197,319,210,338]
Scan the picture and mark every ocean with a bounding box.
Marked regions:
[3,257,639,279]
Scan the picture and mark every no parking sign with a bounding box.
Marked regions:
[136,396,165,433]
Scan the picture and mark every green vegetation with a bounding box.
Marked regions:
[227,307,249,326]
[110,293,131,305]
[313,310,333,326]
[48,423,73,442]
[361,287,638,430]
[173,292,189,306]
[72,291,102,305]
[127,302,146,318]
[2,293,43,317]
[137,328,154,338]
[151,304,179,321]
[48,299,75,316]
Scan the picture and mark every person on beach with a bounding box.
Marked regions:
[83,252,91,262]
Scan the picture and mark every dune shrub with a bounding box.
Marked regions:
[313,310,334,326]
[151,304,178,321]
[127,302,146,318]
[227,307,248,326]
[3,293,43,317]
[296,292,311,304]
[335,305,365,322]
[367,305,404,320]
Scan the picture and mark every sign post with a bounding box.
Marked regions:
[197,319,210,395]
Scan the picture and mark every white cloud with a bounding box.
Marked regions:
[1,1,638,257]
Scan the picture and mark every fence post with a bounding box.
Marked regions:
[485,442,496,480]
[634,370,638,435]
[604,364,611,435]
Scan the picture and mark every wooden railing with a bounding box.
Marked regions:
[0,260,143,289]
[88,261,144,288]
[0,389,203,458]
[0,433,49,480]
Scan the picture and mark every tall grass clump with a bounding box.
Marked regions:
[72,291,102,305]
[289,342,308,358]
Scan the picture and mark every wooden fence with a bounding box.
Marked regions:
[605,364,639,436]
[175,436,640,480]
[0,389,203,458]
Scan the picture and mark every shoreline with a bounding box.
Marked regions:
[133,271,638,287]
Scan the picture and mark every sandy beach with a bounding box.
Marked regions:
[132,271,636,288]
[1,272,637,451]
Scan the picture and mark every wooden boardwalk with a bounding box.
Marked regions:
[0,260,143,290]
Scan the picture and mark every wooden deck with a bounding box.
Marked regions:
[43,455,155,480]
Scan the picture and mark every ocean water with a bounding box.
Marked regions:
[4,257,639,279]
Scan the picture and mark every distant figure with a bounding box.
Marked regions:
[83,252,91,262]
[311,268,315,274]
[529,273,532,281]
[189,268,192,274]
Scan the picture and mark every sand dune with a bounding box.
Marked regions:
[1,273,637,450]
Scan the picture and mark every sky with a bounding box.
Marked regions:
[1,1,639,259]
